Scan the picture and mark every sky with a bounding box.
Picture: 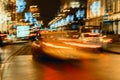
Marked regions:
[30,0,62,27]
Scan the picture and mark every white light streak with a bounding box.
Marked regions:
[42,42,72,49]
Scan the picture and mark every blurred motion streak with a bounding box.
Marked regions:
[42,42,73,49]
[43,60,95,80]
[63,42,101,48]
[32,39,100,60]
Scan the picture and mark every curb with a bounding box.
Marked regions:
[102,49,120,54]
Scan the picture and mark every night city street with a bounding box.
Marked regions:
[0,0,120,80]
[0,42,120,80]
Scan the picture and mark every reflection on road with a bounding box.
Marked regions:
[2,54,120,80]
[42,59,95,80]
[1,42,120,80]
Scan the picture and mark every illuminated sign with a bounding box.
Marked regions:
[16,0,26,13]
[30,5,39,13]
[75,9,85,20]
[69,15,74,22]
[50,15,74,28]
[24,12,38,25]
[66,15,74,22]
[24,12,33,22]
[70,1,80,8]
[30,18,38,24]
[17,26,30,37]
[90,1,100,16]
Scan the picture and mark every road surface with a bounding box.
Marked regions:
[0,42,120,80]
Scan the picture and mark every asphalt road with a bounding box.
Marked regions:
[0,42,120,80]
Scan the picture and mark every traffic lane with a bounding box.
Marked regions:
[2,55,99,80]
[0,43,31,63]
[0,44,25,62]
[2,53,120,80]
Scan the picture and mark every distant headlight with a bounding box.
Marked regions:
[100,38,112,43]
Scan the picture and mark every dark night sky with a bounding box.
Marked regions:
[30,0,62,26]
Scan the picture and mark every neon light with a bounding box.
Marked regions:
[24,12,38,25]
[16,0,26,13]
[24,12,33,22]
[75,10,85,20]
[17,26,30,37]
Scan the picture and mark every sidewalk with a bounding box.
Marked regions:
[103,41,120,53]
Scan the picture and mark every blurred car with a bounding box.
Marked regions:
[78,33,112,48]
[2,34,28,44]
[0,33,8,40]
[31,38,101,60]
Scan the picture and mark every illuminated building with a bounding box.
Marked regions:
[49,0,87,30]
[86,0,120,35]
[86,0,104,33]
[0,0,11,33]
[103,0,120,35]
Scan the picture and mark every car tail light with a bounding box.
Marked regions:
[109,39,112,43]
[100,38,112,43]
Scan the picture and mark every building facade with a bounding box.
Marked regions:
[0,0,11,33]
[105,0,120,35]
[86,0,120,35]
[85,0,105,33]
